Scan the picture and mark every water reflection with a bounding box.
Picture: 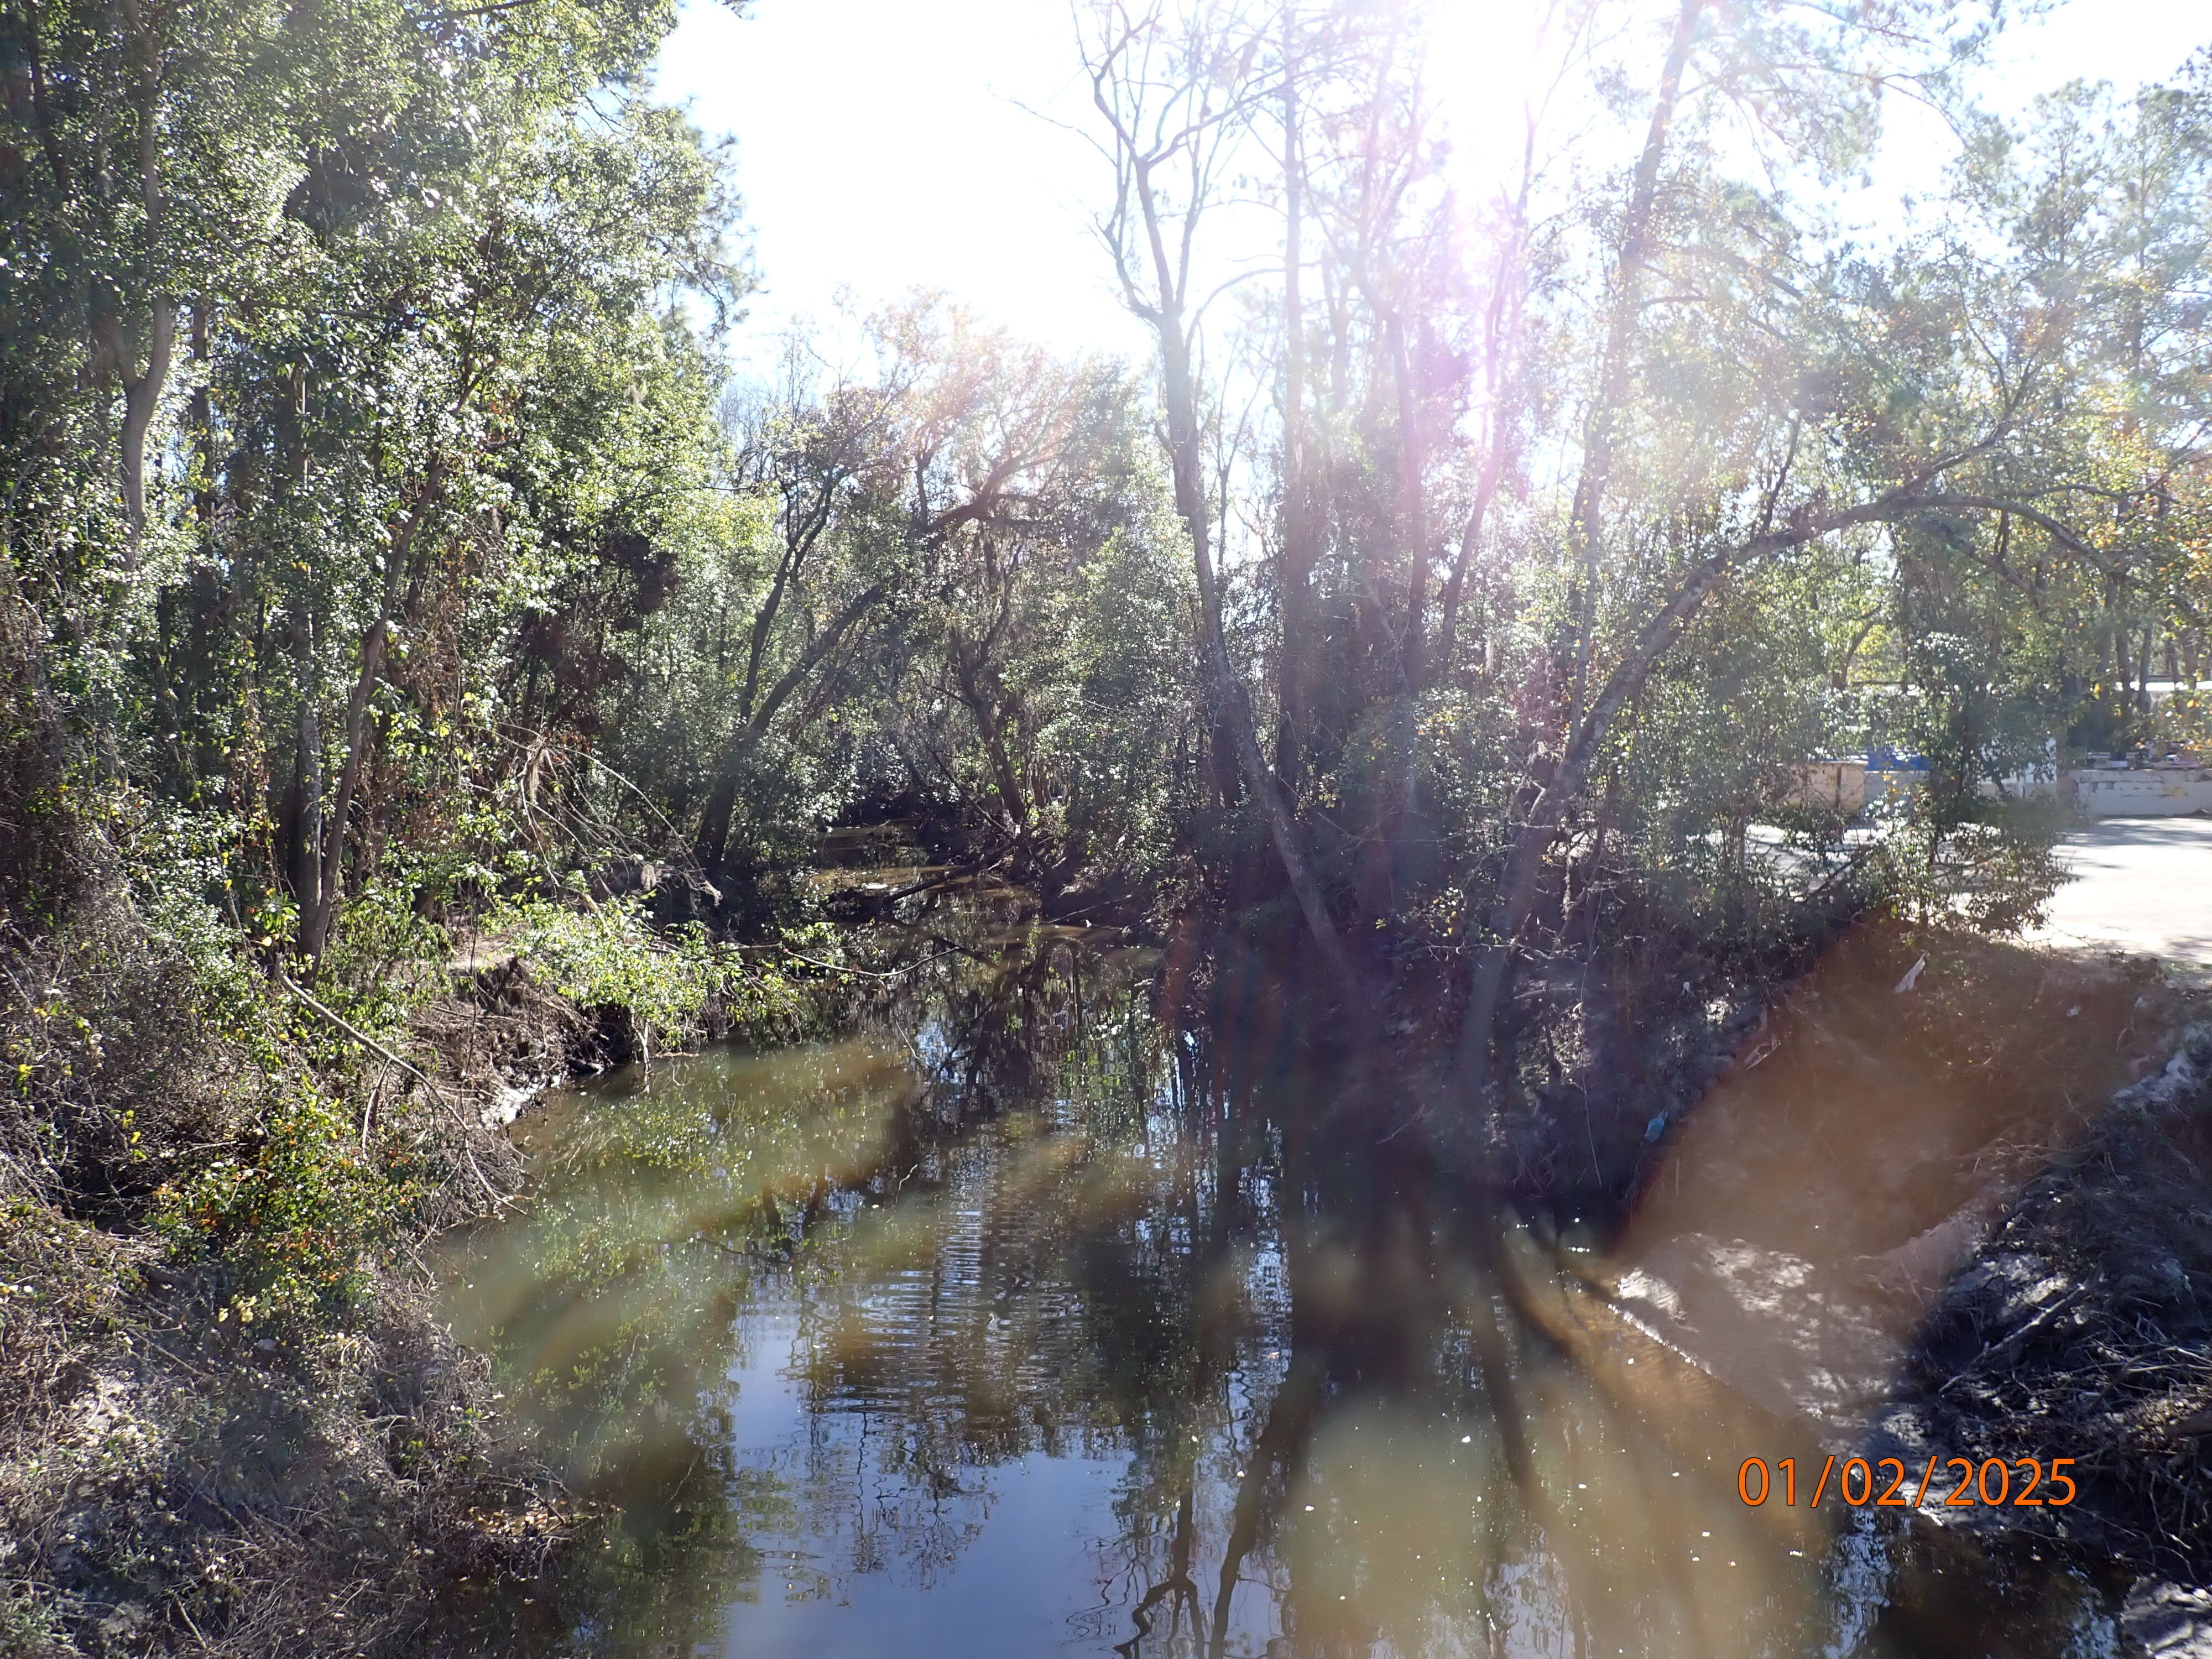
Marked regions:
[445,914,2126,1658]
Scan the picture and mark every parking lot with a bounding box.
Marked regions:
[2026,815,2212,971]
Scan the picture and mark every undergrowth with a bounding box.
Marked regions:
[0,628,806,1655]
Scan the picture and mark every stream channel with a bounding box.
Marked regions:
[441,888,2142,1658]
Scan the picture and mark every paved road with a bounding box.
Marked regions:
[2026,815,2212,968]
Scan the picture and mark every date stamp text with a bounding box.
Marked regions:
[1737,1455,2078,1510]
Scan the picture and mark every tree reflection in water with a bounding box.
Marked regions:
[442,899,2114,1658]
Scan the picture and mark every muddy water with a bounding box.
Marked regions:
[445,921,2142,1658]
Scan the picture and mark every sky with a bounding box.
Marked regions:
[652,0,2212,371]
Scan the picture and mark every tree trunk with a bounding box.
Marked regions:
[118,298,175,551]
[694,581,887,880]
[298,460,450,963]
[1390,311,1428,700]
[190,305,212,540]
[288,685,323,931]
[1454,490,1949,1124]
[1563,0,1705,728]
[1437,127,1535,675]
[117,0,171,555]
[954,635,1031,852]
[1159,232,1363,1013]
[1133,156,1372,1034]
[1276,14,1316,787]
[1455,0,1706,1127]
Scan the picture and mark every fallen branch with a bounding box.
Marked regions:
[779,948,966,982]
[274,971,508,1208]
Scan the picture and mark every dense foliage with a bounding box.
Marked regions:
[1,0,2208,1255]
[3,0,2212,1647]
[1072,0,2212,1117]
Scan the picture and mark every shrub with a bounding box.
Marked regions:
[487,894,796,1061]
[152,1074,409,1322]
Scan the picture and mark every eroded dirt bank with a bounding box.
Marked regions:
[1884,1028,2212,1595]
[0,959,667,1658]
[1538,923,2212,1645]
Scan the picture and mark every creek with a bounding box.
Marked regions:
[439,893,2147,1658]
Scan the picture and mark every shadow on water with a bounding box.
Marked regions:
[437,901,2143,1657]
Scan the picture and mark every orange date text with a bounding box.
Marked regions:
[1736,1455,2077,1510]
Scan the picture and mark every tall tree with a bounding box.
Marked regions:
[1082,0,1374,1029]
